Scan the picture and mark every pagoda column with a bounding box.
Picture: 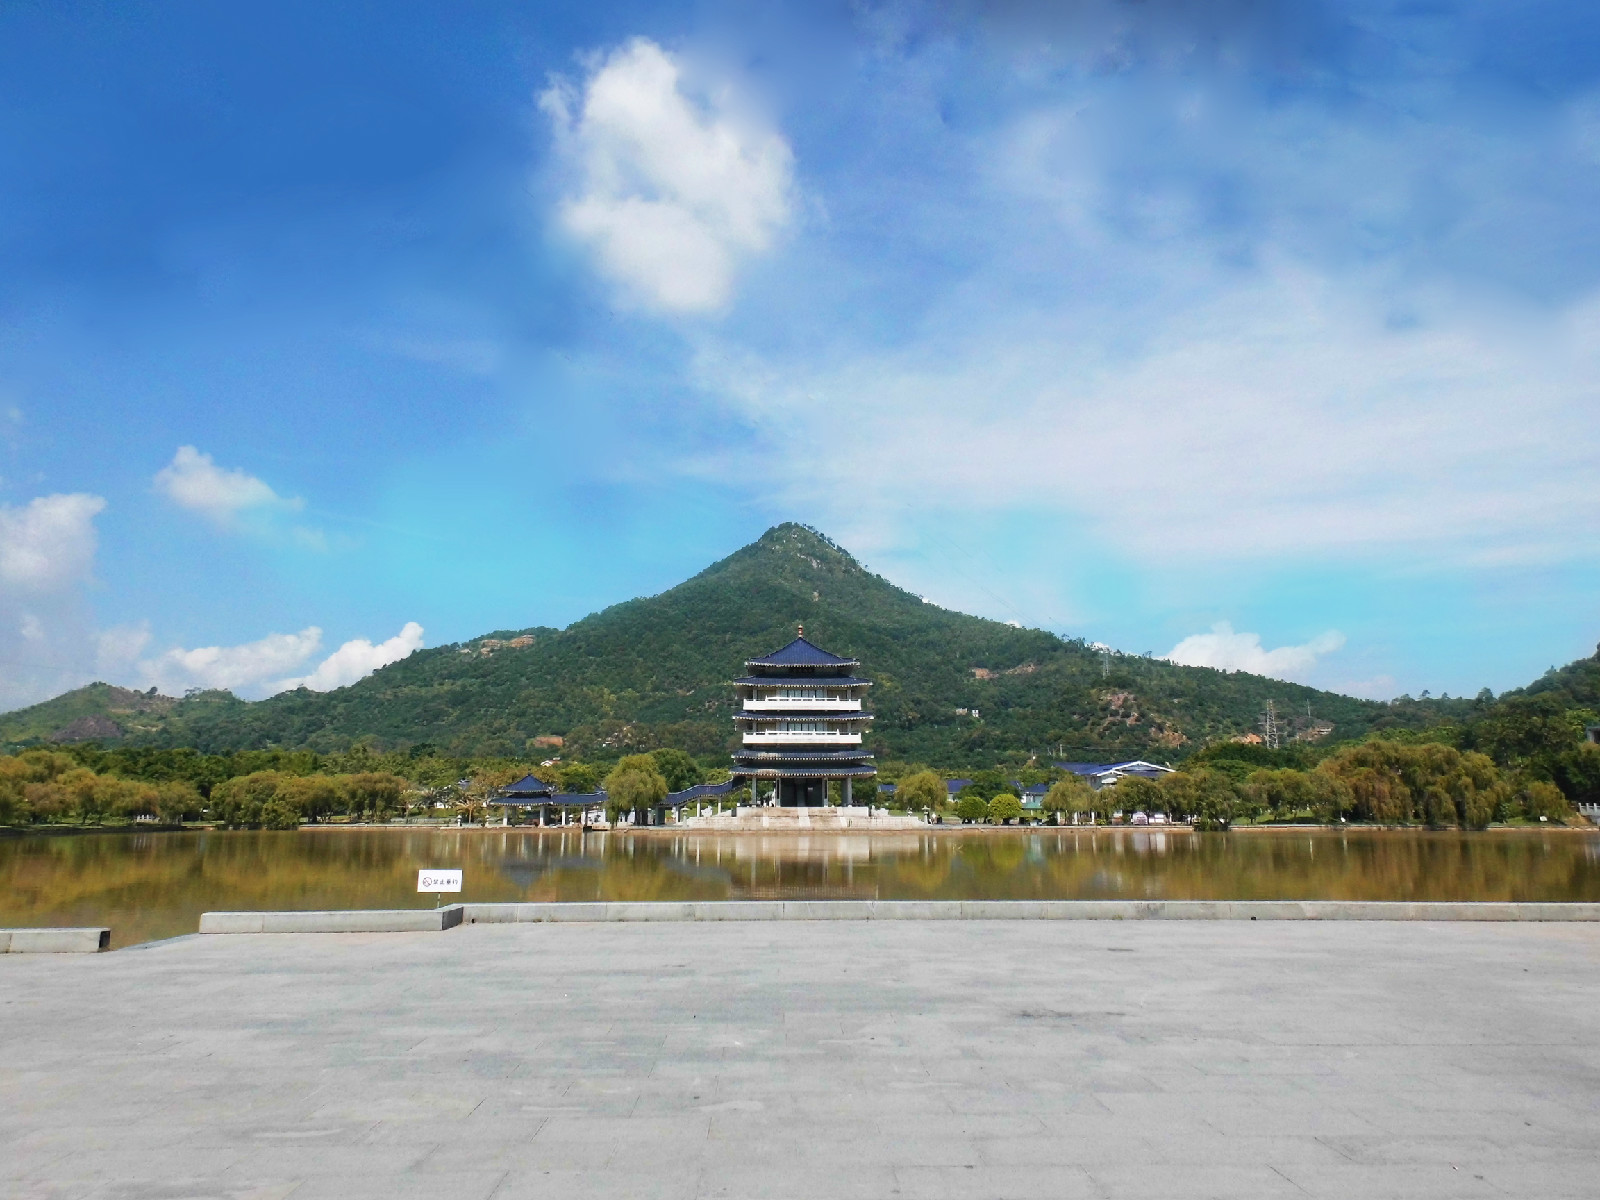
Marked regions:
[843,777,853,807]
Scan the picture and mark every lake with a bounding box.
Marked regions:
[4,826,1599,948]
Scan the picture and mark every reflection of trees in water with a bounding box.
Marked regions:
[4,828,1600,947]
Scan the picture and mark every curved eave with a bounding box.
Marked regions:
[743,658,860,670]
[733,750,877,762]
[731,676,873,688]
[736,766,880,779]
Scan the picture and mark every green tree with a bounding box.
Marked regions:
[450,767,517,825]
[155,780,201,824]
[954,794,988,823]
[895,770,946,814]
[1520,779,1574,823]
[558,762,603,793]
[987,794,1024,824]
[209,772,283,828]
[1115,775,1165,816]
[277,775,342,823]
[58,767,105,825]
[259,799,302,830]
[1555,743,1600,806]
[604,754,668,825]
[1164,768,1240,829]
[1307,771,1353,823]
[1243,769,1317,820]
[346,772,406,822]
[1041,775,1093,823]
[969,768,1009,799]
[24,781,70,823]
[648,748,702,794]
[104,778,158,820]
[1466,694,1585,780]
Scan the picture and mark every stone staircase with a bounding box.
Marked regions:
[678,805,927,832]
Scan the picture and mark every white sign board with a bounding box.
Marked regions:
[418,869,462,893]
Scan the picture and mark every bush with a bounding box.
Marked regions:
[987,794,1024,824]
[954,794,988,823]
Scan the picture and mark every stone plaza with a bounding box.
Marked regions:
[4,918,1599,1198]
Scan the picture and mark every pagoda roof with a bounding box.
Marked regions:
[733,675,872,687]
[745,635,858,668]
[733,750,876,763]
[500,774,555,797]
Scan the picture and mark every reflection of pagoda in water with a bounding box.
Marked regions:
[731,629,876,807]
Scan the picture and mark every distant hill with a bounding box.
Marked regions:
[0,524,1468,766]
[0,683,177,745]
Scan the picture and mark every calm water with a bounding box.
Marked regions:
[4,827,1600,948]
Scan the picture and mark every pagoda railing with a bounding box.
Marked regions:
[741,697,862,712]
[741,730,863,746]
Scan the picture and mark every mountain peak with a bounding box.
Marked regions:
[751,523,863,571]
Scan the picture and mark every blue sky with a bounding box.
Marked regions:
[2,0,1599,709]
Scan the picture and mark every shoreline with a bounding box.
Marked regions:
[6,820,1595,838]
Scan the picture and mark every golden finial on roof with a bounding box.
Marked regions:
[798,623,804,638]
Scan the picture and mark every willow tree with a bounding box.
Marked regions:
[604,755,668,826]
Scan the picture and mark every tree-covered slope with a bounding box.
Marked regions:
[2,525,1464,765]
[0,683,177,744]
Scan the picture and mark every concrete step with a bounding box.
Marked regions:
[0,928,110,953]
[679,806,926,831]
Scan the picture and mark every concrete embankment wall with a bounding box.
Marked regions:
[460,900,1600,923]
[198,906,463,934]
[0,928,110,952]
[181,899,1600,936]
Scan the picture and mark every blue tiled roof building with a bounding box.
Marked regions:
[731,630,876,807]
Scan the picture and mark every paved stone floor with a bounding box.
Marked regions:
[3,921,1599,1199]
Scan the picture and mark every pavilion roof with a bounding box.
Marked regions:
[500,773,555,797]
[732,675,872,687]
[745,635,858,668]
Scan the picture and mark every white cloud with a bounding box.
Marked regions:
[276,622,425,692]
[96,623,152,673]
[1336,674,1399,701]
[135,621,425,699]
[690,264,1600,566]
[154,446,303,525]
[0,492,108,711]
[1166,622,1346,682]
[543,38,794,312]
[144,627,325,695]
[0,493,105,592]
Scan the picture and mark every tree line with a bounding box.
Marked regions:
[874,739,1579,829]
[0,720,1587,833]
[0,745,724,830]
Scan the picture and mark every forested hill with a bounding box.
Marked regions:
[1,525,1463,766]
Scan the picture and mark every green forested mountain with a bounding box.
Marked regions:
[1,525,1468,767]
[0,683,177,744]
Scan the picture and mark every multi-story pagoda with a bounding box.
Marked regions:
[731,628,876,807]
